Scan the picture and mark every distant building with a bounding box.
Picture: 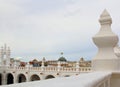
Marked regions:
[0,45,91,85]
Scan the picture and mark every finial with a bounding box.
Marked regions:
[99,9,112,25]
[42,57,46,61]
[61,52,63,55]
[100,9,110,17]
[92,9,119,71]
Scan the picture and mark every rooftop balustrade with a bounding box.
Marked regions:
[0,72,112,87]
[0,66,91,73]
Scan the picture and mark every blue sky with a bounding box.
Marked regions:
[0,0,120,62]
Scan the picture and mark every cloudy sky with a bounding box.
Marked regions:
[0,0,120,62]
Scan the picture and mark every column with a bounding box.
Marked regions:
[57,61,61,72]
[0,47,3,66]
[76,61,79,72]
[41,58,45,71]
[6,47,10,66]
[14,74,17,84]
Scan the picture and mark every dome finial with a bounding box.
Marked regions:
[61,52,63,56]
[58,52,67,62]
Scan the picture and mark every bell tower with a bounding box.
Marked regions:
[0,44,11,66]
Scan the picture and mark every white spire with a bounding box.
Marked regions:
[92,9,119,71]
[100,9,110,17]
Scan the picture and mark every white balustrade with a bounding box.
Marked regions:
[1,66,91,73]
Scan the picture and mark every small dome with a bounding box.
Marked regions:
[58,57,67,62]
[32,59,38,62]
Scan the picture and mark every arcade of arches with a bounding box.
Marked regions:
[0,73,58,85]
[30,74,40,81]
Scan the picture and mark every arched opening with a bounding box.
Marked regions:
[7,73,14,84]
[18,74,26,83]
[30,74,40,81]
[0,74,2,85]
[45,75,55,79]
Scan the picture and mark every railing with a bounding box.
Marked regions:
[79,67,91,72]
[91,72,111,87]
[44,67,58,71]
[2,66,91,73]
